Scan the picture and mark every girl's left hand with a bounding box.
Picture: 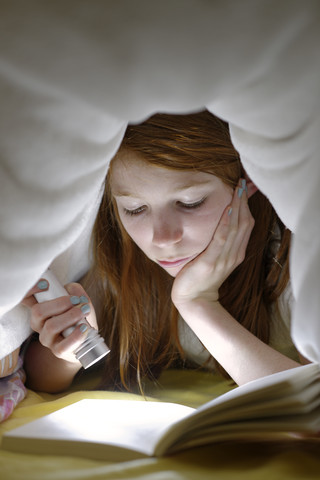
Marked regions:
[172,179,255,308]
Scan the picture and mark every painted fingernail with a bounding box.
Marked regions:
[79,324,88,333]
[81,304,91,315]
[79,295,88,303]
[37,280,49,290]
[238,179,246,198]
[228,207,232,216]
[70,296,80,305]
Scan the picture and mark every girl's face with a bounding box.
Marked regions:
[110,152,233,277]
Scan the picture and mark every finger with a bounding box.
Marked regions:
[20,278,50,308]
[235,186,255,256]
[226,178,249,234]
[31,281,90,321]
[214,180,251,267]
[65,283,97,330]
[225,184,254,268]
[190,205,232,277]
[30,292,90,335]
[31,294,75,323]
[214,182,242,259]
[196,179,244,264]
[65,283,91,309]
[42,323,90,363]
[38,302,91,345]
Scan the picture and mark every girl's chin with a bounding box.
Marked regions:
[161,261,191,278]
[154,262,183,277]
[164,267,180,278]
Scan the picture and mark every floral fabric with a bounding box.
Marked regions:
[0,358,27,423]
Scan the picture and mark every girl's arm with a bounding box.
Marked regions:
[175,298,300,386]
[172,180,300,386]
[22,281,98,393]
[23,339,82,392]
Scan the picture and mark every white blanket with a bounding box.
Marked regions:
[0,192,102,358]
[0,0,319,361]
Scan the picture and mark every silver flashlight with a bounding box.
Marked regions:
[34,269,110,369]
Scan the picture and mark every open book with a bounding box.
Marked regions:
[2,363,320,461]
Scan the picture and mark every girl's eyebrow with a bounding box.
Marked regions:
[113,180,213,198]
[112,190,141,198]
[174,180,213,192]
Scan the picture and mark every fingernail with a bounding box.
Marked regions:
[37,280,49,290]
[238,179,246,198]
[70,296,80,305]
[228,207,232,216]
[79,323,88,333]
[79,295,88,303]
[81,304,91,315]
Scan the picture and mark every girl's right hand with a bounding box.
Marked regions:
[21,281,98,366]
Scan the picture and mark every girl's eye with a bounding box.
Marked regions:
[123,206,146,216]
[178,197,206,209]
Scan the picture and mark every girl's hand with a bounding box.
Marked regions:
[21,281,98,365]
[172,179,255,308]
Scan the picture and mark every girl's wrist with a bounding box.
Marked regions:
[172,288,219,307]
[174,295,221,321]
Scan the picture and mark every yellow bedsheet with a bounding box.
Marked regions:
[0,368,319,480]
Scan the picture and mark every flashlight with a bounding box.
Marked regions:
[34,269,110,369]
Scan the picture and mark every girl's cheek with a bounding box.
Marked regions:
[123,222,148,247]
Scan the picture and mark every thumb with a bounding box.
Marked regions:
[64,282,90,302]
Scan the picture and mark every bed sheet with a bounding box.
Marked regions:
[0,368,319,480]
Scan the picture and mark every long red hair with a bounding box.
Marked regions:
[87,110,290,391]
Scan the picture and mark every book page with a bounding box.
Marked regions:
[3,399,194,459]
[154,363,320,454]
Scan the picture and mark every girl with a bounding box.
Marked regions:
[23,110,304,394]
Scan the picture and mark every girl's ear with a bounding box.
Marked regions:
[244,172,258,198]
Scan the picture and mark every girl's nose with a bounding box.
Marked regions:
[152,216,183,247]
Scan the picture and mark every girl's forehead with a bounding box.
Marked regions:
[110,152,220,195]
[110,158,227,200]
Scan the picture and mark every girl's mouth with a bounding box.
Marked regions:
[158,256,193,268]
